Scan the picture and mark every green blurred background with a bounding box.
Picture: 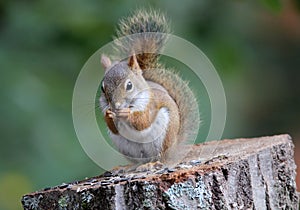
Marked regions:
[1,0,299,209]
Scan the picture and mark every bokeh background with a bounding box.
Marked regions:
[0,0,299,209]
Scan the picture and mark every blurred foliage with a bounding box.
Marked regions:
[261,0,282,12]
[0,0,300,209]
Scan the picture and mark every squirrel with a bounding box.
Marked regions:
[99,9,200,165]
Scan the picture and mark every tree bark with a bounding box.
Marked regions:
[21,134,299,209]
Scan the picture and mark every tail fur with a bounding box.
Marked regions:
[114,9,170,69]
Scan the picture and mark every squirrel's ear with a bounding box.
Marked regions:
[128,54,141,74]
[101,54,112,70]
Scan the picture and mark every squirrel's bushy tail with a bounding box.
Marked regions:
[115,9,170,69]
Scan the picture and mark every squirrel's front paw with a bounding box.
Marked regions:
[106,109,116,118]
[116,108,131,118]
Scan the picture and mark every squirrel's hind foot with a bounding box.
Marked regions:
[134,161,164,172]
[110,161,164,174]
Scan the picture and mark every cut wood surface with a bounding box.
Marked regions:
[22,134,299,209]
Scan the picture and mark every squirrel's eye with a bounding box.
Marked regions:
[125,80,133,92]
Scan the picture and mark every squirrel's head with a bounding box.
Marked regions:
[100,54,150,112]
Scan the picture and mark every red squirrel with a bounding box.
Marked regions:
[99,10,200,165]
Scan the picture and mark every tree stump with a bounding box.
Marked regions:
[21,134,299,209]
